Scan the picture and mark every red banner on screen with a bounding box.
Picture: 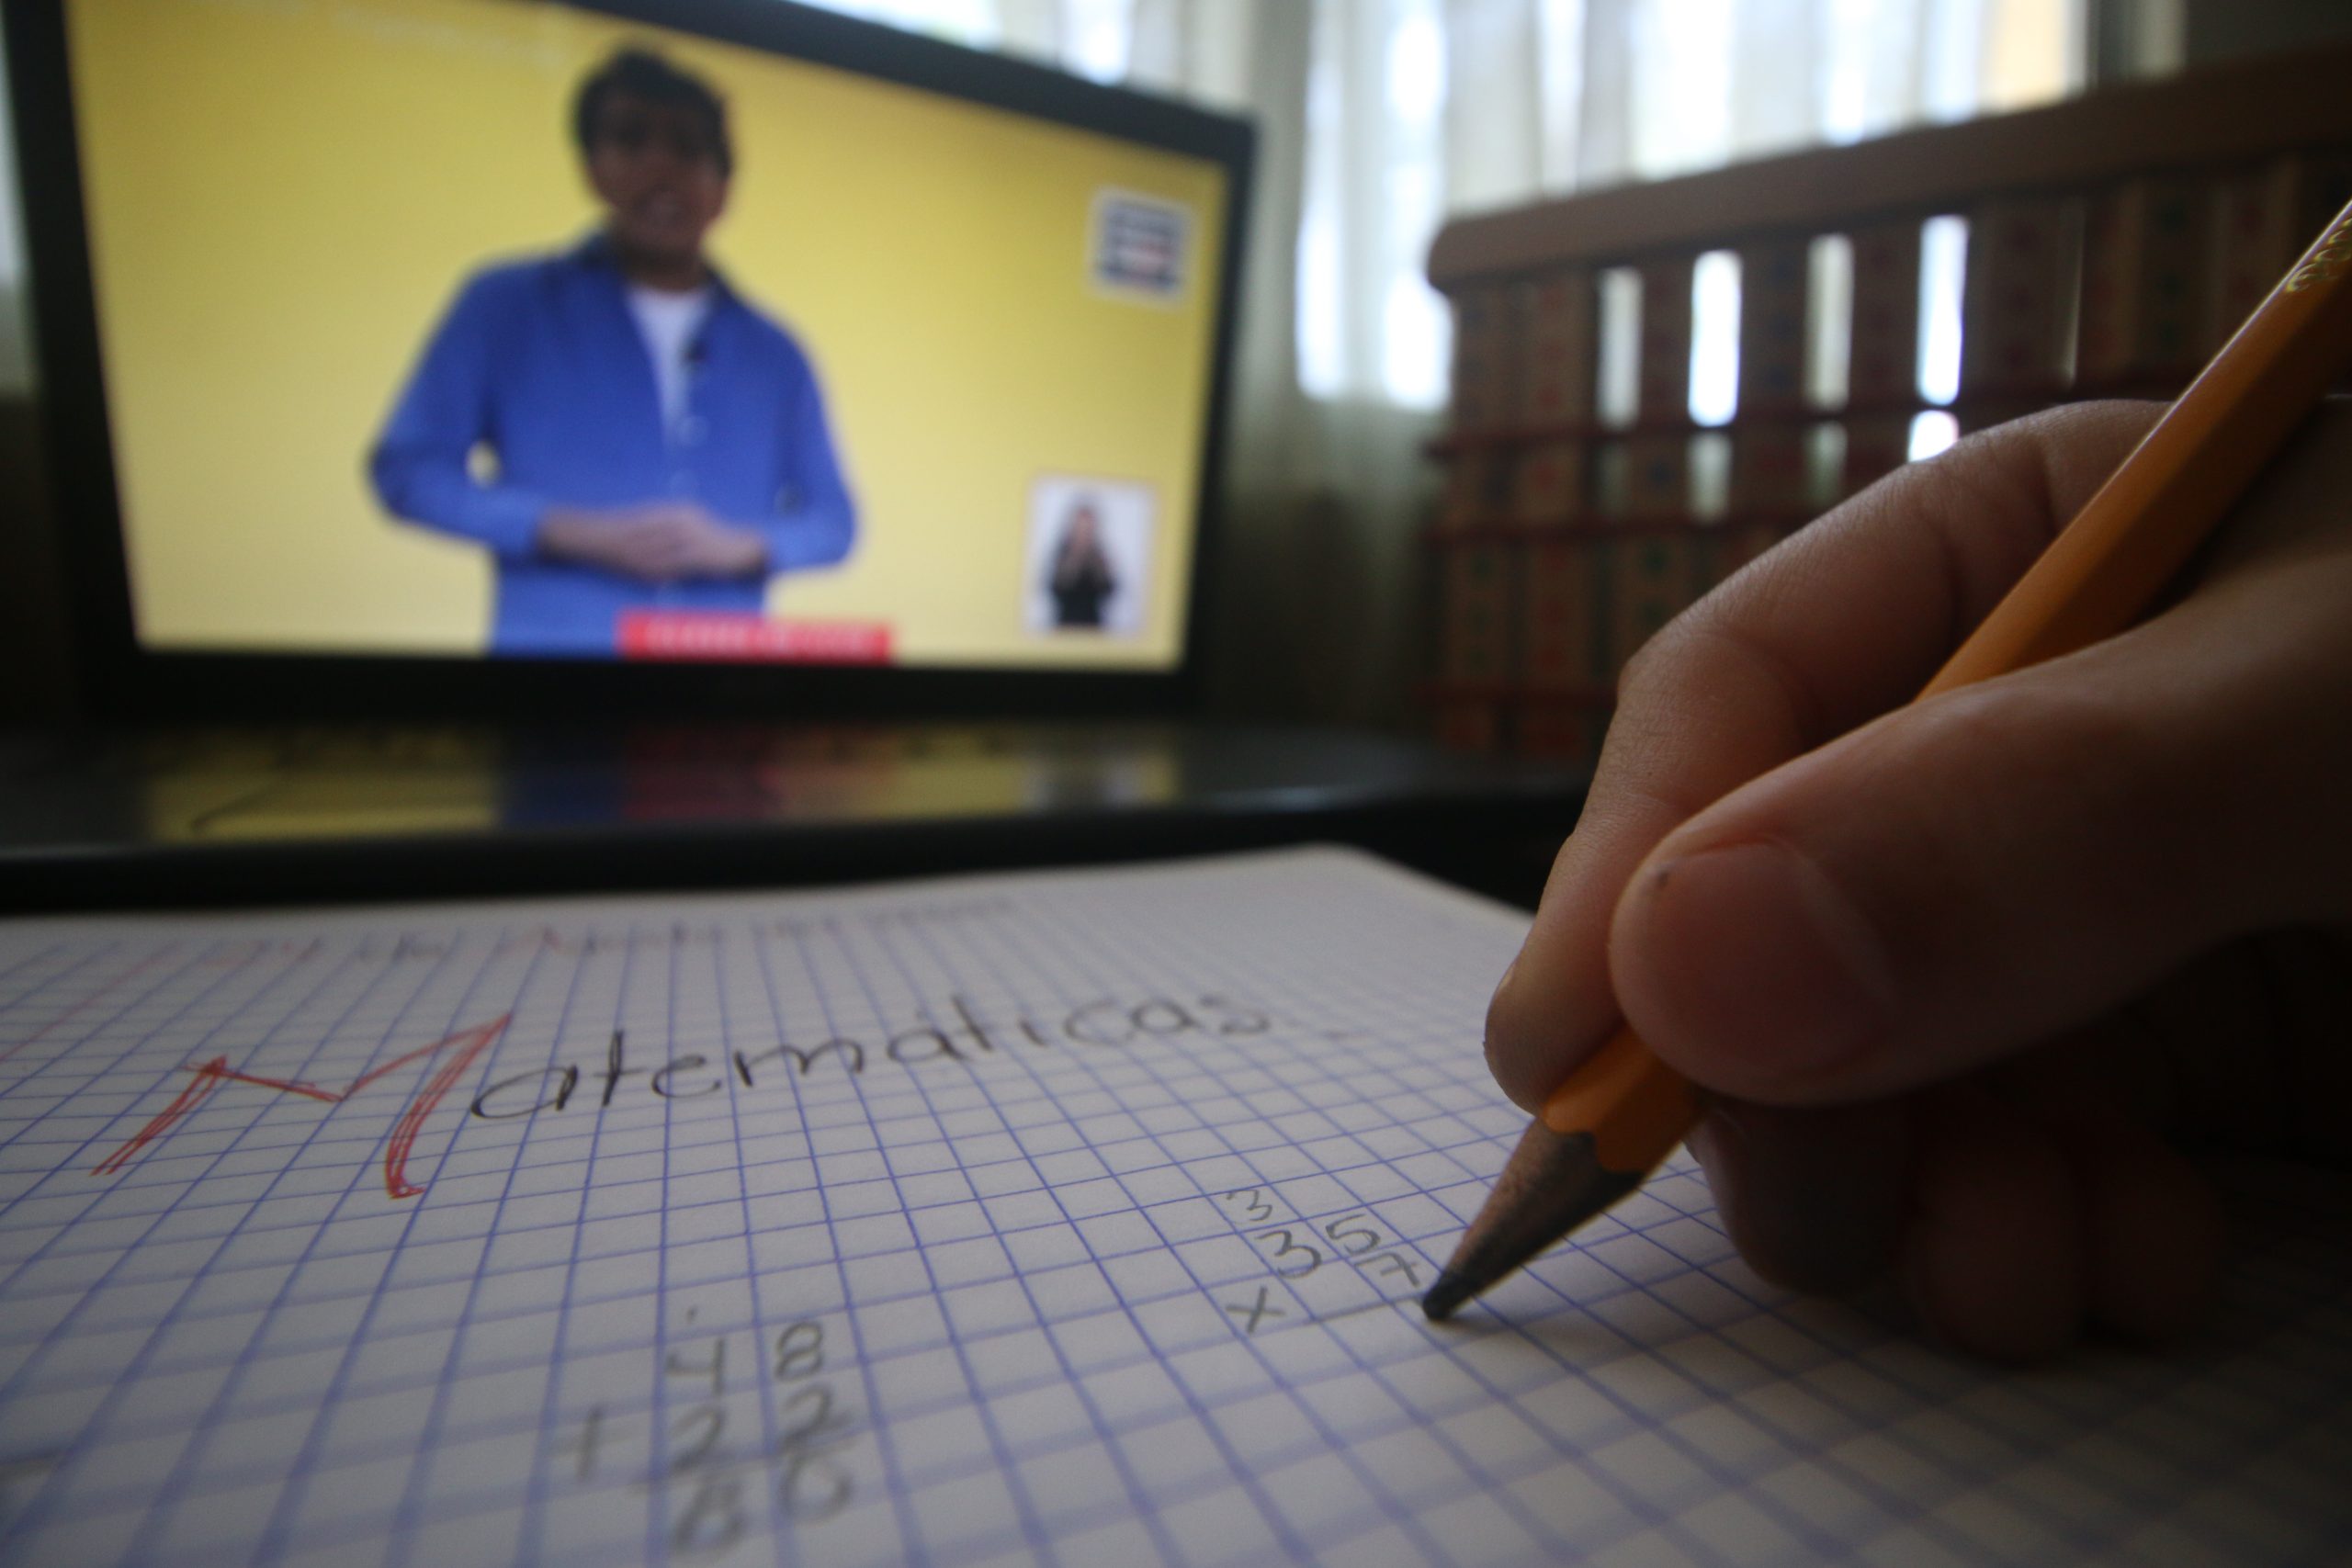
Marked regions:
[616,613,893,664]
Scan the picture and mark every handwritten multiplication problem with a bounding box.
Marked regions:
[1214,1188,1425,1335]
[556,1314,865,1557]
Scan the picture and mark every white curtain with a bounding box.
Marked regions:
[1295,0,2086,411]
[850,0,2083,719]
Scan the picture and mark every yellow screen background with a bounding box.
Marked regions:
[67,0,1227,668]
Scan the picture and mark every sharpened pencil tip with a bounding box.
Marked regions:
[1425,1122,1649,1320]
[1421,1272,1475,1323]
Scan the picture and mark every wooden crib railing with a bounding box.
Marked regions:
[1422,41,2352,762]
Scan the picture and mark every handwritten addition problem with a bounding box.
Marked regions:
[559,1309,866,1557]
[4,850,2352,1568]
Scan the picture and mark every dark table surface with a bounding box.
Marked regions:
[0,722,1586,913]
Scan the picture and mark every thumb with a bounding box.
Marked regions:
[1607,580,2352,1106]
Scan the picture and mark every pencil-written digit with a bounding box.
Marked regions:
[671,1471,746,1555]
[775,1385,854,1455]
[664,1335,727,1398]
[778,1451,853,1524]
[773,1320,824,1382]
[667,1406,726,1472]
[1323,1213,1382,1256]
[1223,1187,1274,1222]
[555,1406,609,1483]
[1253,1227,1323,1279]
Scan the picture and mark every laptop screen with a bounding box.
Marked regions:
[45,0,1240,685]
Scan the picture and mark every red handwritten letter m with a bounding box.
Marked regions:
[91,1015,511,1201]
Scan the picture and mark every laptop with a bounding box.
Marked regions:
[0,0,1578,909]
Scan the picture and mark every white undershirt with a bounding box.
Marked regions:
[625,285,715,442]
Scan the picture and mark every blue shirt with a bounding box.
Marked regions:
[370,237,855,655]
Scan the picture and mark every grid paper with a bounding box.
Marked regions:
[0,846,2347,1568]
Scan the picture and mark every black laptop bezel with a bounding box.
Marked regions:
[4,0,1253,723]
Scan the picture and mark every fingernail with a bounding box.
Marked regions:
[1622,840,1896,1088]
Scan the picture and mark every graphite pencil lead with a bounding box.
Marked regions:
[1420,1120,1644,1322]
[1420,1270,1478,1323]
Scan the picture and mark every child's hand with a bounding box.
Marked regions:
[1484,400,2352,1360]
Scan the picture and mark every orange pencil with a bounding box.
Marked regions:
[1424,195,2352,1322]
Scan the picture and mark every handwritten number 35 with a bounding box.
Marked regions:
[1253,1213,1385,1280]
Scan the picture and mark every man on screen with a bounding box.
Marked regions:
[370,48,855,655]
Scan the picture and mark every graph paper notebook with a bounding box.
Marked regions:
[1,849,2347,1568]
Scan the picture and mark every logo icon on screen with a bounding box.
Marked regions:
[1091,190,1193,301]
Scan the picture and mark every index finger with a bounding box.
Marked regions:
[1484,400,2165,1111]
